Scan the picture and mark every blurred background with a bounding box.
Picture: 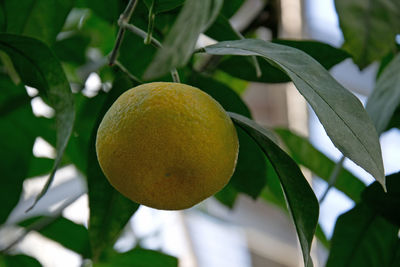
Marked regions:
[1,0,399,266]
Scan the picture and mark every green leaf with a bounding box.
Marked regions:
[217,40,349,83]
[19,216,91,258]
[0,254,41,267]
[82,0,124,23]
[229,112,319,267]
[144,0,223,80]
[214,183,238,208]
[143,0,185,14]
[366,54,400,134]
[94,247,178,267]
[327,202,399,267]
[0,34,75,210]
[119,32,157,79]
[221,0,245,18]
[65,93,110,173]
[204,39,385,189]
[80,11,117,55]
[362,172,400,227]
[88,74,140,262]
[53,33,90,65]
[0,75,36,224]
[335,0,400,69]
[188,73,267,199]
[387,105,400,131]
[3,0,74,44]
[205,14,242,41]
[275,128,366,202]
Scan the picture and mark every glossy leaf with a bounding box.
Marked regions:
[144,0,223,79]
[0,75,35,224]
[143,0,185,14]
[229,112,319,267]
[94,247,178,267]
[3,0,73,44]
[366,54,400,134]
[0,254,41,267]
[0,34,75,210]
[327,203,399,267]
[188,73,267,199]
[217,40,349,83]
[88,74,140,262]
[335,0,400,69]
[19,216,91,257]
[204,39,385,189]
[275,128,366,202]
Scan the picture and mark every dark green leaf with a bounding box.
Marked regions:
[217,40,349,83]
[214,183,238,208]
[205,14,242,41]
[0,254,41,267]
[0,75,35,224]
[335,0,400,69]
[27,157,59,178]
[204,39,385,189]
[0,34,75,210]
[366,54,400,134]
[275,128,366,202]
[188,73,267,198]
[94,247,178,267]
[327,203,399,267]
[65,93,110,173]
[3,0,73,44]
[221,0,245,18]
[144,0,223,79]
[260,159,330,249]
[387,105,400,131]
[119,32,157,79]
[83,0,124,23]
[362,172,400,227]
[229,112,319,267]
[143,0,185,14]
[80,11,117,54]
[0,1,5,31]
[88,74,140,262]
[53,33,90,65]
[19,216,91,258]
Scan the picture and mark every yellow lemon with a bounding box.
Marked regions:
[96,82,239,210]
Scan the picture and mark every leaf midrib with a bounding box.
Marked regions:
[211,42,381,179]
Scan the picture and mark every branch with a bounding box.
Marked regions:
[108,0,139,66]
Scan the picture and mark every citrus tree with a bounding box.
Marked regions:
[0,0,399,266]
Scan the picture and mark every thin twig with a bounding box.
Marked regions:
[108,0,139,66]
[121,22,180,83]
[319,156,345,204]
[121,22,162,48]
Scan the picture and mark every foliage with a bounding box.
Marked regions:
[0,0,399,266]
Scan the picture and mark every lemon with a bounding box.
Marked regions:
[96,82,239,210]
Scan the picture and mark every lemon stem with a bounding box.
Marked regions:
[109,0,139,66]
[319,156,345,204]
